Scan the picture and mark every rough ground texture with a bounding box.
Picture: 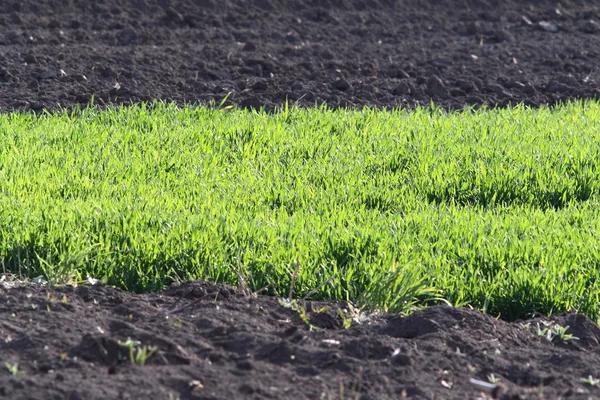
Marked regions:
[2,281,600,400]
[1,0,600,112]
[3,0,600,399]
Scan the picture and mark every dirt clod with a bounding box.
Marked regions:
[425,76,449,99]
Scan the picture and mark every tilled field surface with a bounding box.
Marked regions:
[1,0,600,111]
[2,281,600,400]
[3,0,600,399]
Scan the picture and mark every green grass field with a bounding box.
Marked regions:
[1,101,600,321]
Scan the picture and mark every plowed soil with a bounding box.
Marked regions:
[3,0,600,399]
[2,281,600,400]
[1,0,600,112]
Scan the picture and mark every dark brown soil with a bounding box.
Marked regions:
[3,0,600,399]
[2,280,600,400]
[1,0,600,112]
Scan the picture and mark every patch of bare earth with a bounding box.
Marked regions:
[0,0,599,112]
[1,281,600,399]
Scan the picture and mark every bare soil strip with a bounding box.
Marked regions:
[2,281,600,399]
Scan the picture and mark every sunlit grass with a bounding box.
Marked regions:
[1,101,599,320]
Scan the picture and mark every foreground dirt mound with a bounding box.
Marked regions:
[1,0,600,112]
[1,280,600,399]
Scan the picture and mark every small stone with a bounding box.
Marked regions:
[73,74,87,82]
[538,21,559,32]
[521,15,533,26]
[290,82,304,91]
[333,78,350,91]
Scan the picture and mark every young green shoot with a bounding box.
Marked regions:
[4,362,25,376]
[117,338,157,366]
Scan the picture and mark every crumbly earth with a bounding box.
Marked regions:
[1,280,600,400]
[0,0,599,112]
[3,0,600,399]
